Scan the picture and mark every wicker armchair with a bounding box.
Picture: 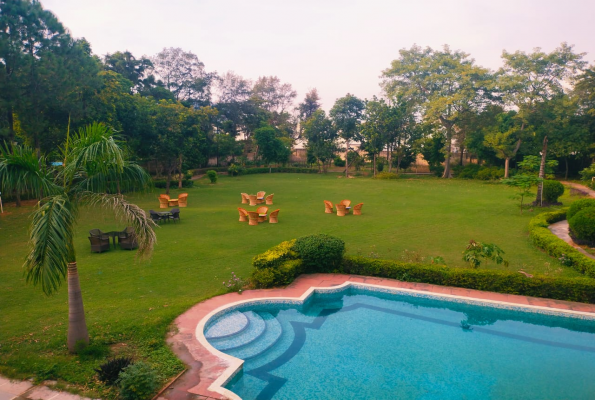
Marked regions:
[269,209,280,223]
[353,203,364,215]
[158,197,169,209]
[149,210,163,224]
[178,193,188,207]
[159,194,170,200]
[246,211,260,226]
[248,194,258,206]
[118,227,138,250]
[335,204,346,217]
[241,193,249,204]
[238,207,248,222]
[88,236,110,253]
[169,208,181,223]
[256,206,268,222]
[265,194,274,205]
[256,191,266,204]
[89,229,109,240]
[324,200,334,213]
[340,199,351,208]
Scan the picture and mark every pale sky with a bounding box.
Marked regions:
[42,0,595,111]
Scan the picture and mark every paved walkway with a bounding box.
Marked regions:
[160,273,595,400]
[0,377,93,400]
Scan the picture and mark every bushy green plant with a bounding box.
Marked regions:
[117,362,161,400]
[542,180,564,203]
[227,164,241,176]
[476,166,504,180]
[430,164,444,177]
[293,234,345,273]
[252,239,298,269]
[579,163,595,189]
[374,172,399,180]
[223,272,245,293]
[569,208,595,245]
[462,240,509,268]
[528,210,595,278]
[95,357,132,386]
[518,155,558,178]
[456,164,481,179]
[153,179,194,189]
[567,198,595,220]
[251,259,303,288]
[206,170,218,183]
[502,174,542,214]
[333,157,345,167]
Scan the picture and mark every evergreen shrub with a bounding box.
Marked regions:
[293,234,345,273]
[567,198,595,220]
[153,179,194,189]
[569,208,595,244]
[117,362,161,400]
[542,180,565,203]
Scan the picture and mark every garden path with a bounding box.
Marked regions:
[0,376,94,400]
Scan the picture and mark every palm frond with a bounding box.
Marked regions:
[0,142,59,197]
[72,161,153,194]
[24,195,76,296]
[81,192,156,258]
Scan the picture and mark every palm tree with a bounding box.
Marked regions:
[0,123,156,352]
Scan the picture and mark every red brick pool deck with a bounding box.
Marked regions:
[159,273,595,400]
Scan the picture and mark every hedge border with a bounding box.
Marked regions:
[528,210,595,278]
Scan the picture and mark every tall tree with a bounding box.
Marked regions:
[252,76,297,113]
[0,123,155,352]
[499,43,586,202]
[254,125,291,171]
[104,50,153,93]
[483,111,524,177]
[330,94,364,177]
[382,45,495,178]
[302,109,337,172]
[297,88,321,130]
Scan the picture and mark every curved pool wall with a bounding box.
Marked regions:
[196,282,595,400]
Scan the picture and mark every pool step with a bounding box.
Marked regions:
[205,311,249,339]
[210,311,266,351]
[228,312,283,360]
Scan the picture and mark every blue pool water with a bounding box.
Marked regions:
[204,287,595,400]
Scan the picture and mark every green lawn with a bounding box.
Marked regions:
[0,173,583,395]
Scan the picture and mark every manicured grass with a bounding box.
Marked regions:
[0,173,584,396]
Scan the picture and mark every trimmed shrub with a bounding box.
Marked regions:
[117,362,161,400]
[542,180,564,203]
[252,239,298,269]
[528,210,595,277]
[376,162,384,172]
[293,234,345,273]
[153,179,194,189]
[342,256,595,304]
[251,260,303,288]
[95,357,132,386]
[456,164,481,179]
[476,166,504,180]
[579,163,595,189]
[374,172,399,180]
[228,164,242,176]
[206,170,218,183]
[567,198,595,220]
[333,157,345,167]
[430,165,444,177]
[569,208,595,244]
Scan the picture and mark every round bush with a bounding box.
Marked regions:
[542,180,564,203]
[333,157,345,167]
[118,362,161,400]
[293,234,345,273]
[206,170,218,183]
[567,198,595,220]
[374,172,399,180]
[569,208,595,244]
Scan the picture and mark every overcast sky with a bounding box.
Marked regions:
[41,0,595,111]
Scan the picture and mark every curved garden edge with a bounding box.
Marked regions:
[159,273,595,400]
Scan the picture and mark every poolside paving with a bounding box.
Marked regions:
[0,377,94,400]
[160,273,595,400]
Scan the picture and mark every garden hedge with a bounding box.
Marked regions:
[528,209,595,277]
[251,234,595,303]
[153,179,194,188]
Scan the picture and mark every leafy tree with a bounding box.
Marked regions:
[302,109,337,172]
[297,88,321,134]
[0,123,155,352]
[251,76,296,113]
[462,240,509,268]
[104,51,153,93]
[382,45,495,178]
[483,111,524,177]
[502,174,543,214]
[361,98,388,176]
[418,134,445,173]
[254,125,291,171]
[330,94,364,177]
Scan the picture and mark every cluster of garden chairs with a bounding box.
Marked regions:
[158,193,188,208]
[241,192,274,206]
[238,206,280,225]
[88,227,138,253]
[324,200,363,216]
[149,208,181,224]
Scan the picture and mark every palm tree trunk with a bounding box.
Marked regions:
[504,158,510,178]
[535,136,548,206]
[67,262,89,352]
[178,154,183,189]
[345,141,349,178]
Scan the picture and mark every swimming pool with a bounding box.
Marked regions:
[199,283,595,400]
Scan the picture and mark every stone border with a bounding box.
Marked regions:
[160,273,595,400]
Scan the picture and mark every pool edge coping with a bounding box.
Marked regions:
[195,280,595,400]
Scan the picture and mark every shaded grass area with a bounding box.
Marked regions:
[0,174,583,396]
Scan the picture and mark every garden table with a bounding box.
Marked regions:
[105,231,120,249]
[168,198,179,206]
[158,211,173,223]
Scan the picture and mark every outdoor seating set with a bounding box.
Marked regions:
[88,227,138,253]
[238,191,279,225]
[158,193,188,208]
[324,200,364,216]
[149,208,181,224]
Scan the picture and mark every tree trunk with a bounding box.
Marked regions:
[166,166,172,195]
[387,143,392,173]
[14,190,21,207]
[7,110,14,142]
[535,136,548,206]
[565,157,569,180]
[178,154,183,189]
[67,262,89,353]
[441,123,453,178]
[504,158,510,178]
[459,145,465,166]
[373,153,376,177]
[397,154,403,173]
[345,141,349,178]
